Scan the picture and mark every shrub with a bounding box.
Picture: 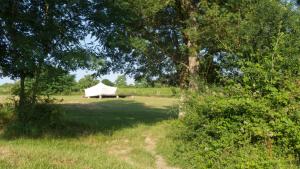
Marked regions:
[5,103,65,137]
[0,103,14,128]
[171,86,300,168]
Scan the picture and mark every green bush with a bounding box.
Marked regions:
[5,103,65,137]
[0,103,14,128]
[170,86,300,168]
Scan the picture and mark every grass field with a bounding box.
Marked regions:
[0,84,180,97]
[117,88,180,97]
[0,96,179,169]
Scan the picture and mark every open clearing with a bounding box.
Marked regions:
[0,96,179,169]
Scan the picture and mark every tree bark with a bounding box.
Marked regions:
[182,35,199,90]
[188,56,199,90]
[179,60,189,89]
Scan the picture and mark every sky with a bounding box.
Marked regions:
[0,77,14,85]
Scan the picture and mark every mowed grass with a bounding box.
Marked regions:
[0,96,179,169]
[117,87,180,97]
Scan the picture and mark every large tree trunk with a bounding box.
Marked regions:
[177,56,199,89]
[177,0,200,118]
[178,60,189,89]
[181,35,199,90]
[180,0,200,90]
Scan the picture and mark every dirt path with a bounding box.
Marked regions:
[144,135,180,169]
[107,134,180,169]
[107,139,136,167]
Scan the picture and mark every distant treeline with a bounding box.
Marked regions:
[0,74,180,97]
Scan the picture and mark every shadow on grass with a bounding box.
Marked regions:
[2,99,178,139]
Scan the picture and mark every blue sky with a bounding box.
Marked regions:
[0,77,14,85]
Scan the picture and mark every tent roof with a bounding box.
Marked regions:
[84,82,117,97]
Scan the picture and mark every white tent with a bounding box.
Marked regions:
[84,82,117,98]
